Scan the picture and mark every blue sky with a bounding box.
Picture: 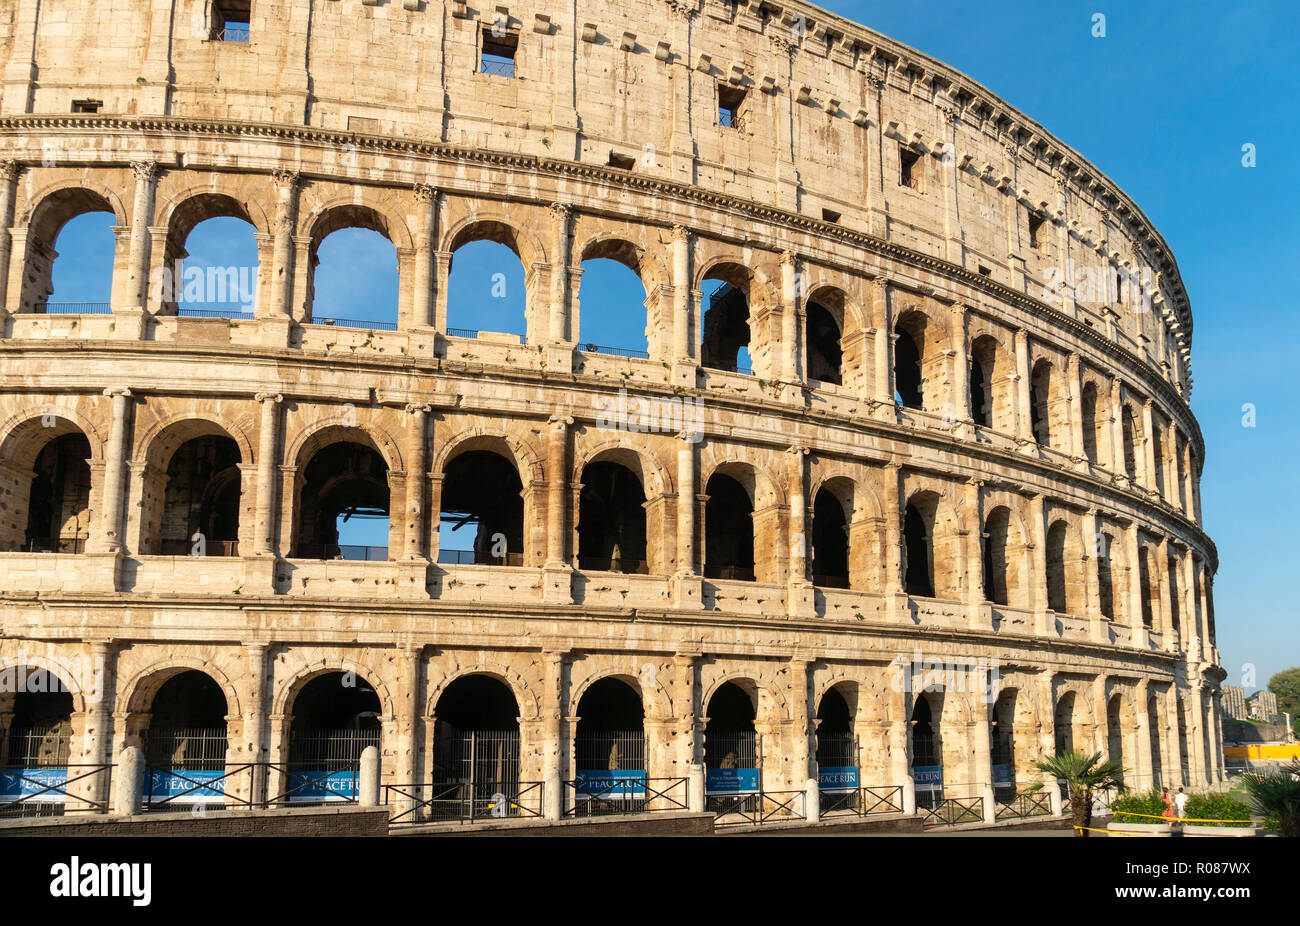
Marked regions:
[44,1,1297,693]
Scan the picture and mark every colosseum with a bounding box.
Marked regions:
[0,0,1224,827]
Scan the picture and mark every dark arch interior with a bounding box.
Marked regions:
[1081,383,1100,464]
[1097,534,1115,620]
[903,502,933,597]
[969,354,992,427]
[145,670,229,770]
[575,678,645,773]
[295,440,389,559]
[701,280,751,373]
[704,473,754,581]
[991,690,1017,796]
[440,450,524,566]
[1046,521,1069,613]
[805,300,842,385]
[577,461,647,573]
[815,687,854,767]
[23,433,91,553]
[4,674,74,767]
[288,671,382,772]
[1121,407,1139,479]
[982,507,1011,606]
[1139,548,1155,628]
[911,695,939,768]
[705,681,757,768]
[1030,363,1051,446]
[894,323,923,409]
[1054,694,1075,754]
[160,435,241,556]
[811,488,849,588]
[432,675,520,794]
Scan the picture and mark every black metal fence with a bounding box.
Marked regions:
[994,790,1053,820]
[919,795,985,827]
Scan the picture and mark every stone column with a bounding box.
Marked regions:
[670,225,693,361]
[1013,328,1032,444]
[672,435,701,608]
[543,416,573,603]
[888,657,914,814]
[884,463,905,622]
[673,652,701,776]
[83,639,115,809]
[1029,493,1050,635]
[0,159,19,317]
[971,670,996,823]
[787,445,813,617]
[541,649,568,819]
[949,303,970,436]
[780,250,801,385]
[394,645,422,812]
[121,161,160,311]
[1141,399,1158,494]
[267,170,299,319]
[1082,508,1106,642]
[1182,443,1197,521]
[1110,378,1127,479]
[964,478,990,630]
[97,388,133,553]
[1186,686,1206,788]
[411,184,437,328]
[253,392,282,555]
[432,250,452,334]
[1156,536,1174,645]
[1134,677,1153,791]
[789,658,812,783]
[549,202,572,344]
[403,404,430,560]
[244,643,269,805]
[870,280,894,418]
[1067,352,1087,467]
[1125,522,1146,645]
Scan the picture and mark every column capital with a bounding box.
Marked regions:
[254,392,283,405]
[779,249,800,267]
[272,168,301,191]
[670,223,693,242]
[0,159,22,181]
[551,200,573,219]
[404,402,432,415]
[413,183,438,203]
[548,413,574,428]
[785,443,809,457]
[131,160,161,182]
[103,386,132,399]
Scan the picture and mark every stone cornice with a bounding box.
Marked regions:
[0,114,1200,449]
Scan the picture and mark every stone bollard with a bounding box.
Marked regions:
[902,777,917,816]
[1048,780,1064,817]
[805,778,820,824]
[981,784,996,824]
[543,768,561,821]
[114,746,145,816]
[687,763,706,813]
[358,745,380,807]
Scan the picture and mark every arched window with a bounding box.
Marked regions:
[23,189,116,313]
[1045,520,1071,614]
[1097,533,1116,620]
[1054,692,1076,754]
[1107,694,1127,785]
[991,689,1017,799]
[1151,423,1166,497]
[446,234,528,341]
[1167,554,1181,636]
[968,335,1013,432]
[810,487,850,588]
[157,436,242,556]
[1030,360,1052,447]
[893,319,924,409]
[577,247,649,358]
[701,267,753,374]
[577,461,647,574]
[439,450,525,566]
[432,675,521,817]
[287,671,382,791]
[982,506,1014,607]
[1148,693,1164,789]
[294,438,390,560]
[2,669,74,800]
[308,208,400,329]
[903,501,933,598]
[911,693,942,806]
[815,686,855,770]
[1139,547,1155,628]
[160,194,260,317]
[805,298,843,385]
[1121,406,1140,481]
[704,681,759,812]
[142,670,229,807]
[969,353,992,427]
[21,432,92,553]
[704,473,754,581]
[574,678,646,811]
[1081,381,1101,465]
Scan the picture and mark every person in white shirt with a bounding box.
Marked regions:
[1174,787,1188,822]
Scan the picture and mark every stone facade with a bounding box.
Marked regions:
[0,0,1223,820]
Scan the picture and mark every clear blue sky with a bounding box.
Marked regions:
[44,1,1297,693]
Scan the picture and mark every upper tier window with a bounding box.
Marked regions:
[481,29,518,78]
[213,2,250,43]
[718,85,747,131]
[899,145,922,191]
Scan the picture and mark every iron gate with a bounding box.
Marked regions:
[428,728,521,821]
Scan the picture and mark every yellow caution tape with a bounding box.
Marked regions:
[1075,824,1151,836]
[1110,810,1252,825]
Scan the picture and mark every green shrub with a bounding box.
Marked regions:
[1185,792,1252,827]
[1110,789,1166,824]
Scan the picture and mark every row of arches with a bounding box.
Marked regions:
[2,664,1208,810]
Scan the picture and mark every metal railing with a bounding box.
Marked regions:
[437,549,524,567]
[480,57,516,78]
[819,784,905,817]
[19,537,87,554]
[36,302,112,315]
[565,776,688,817]
[3,725,71,767]
[994,790,1053,821]
[0,764,113,818]
[158,539,239,557]
[713,789,807,826]
[294,544,389,561]
[446,326,479,339]
[576,556,649,575]
[919,795,985,827]
[307,315,398,332]
[176,307,252,319]
[384,780,543,825]
[719,108,747,132]
[579,342,650,360]
[218,26,250,43]
[703,564,756,581]
[813,574,850,589]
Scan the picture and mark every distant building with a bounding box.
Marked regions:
[1248,690,1279,721]
[1222,685,1248,720]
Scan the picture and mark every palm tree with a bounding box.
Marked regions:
[1239,758,1300,836]
[1030,751,1126,837]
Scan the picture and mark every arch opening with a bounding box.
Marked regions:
[438,450,524,566]
[811,487,850,588]
[17,433,92,554]
[25,189,116,313]
[294,440,390,560]
[156,435,242,556]
[700,269,753,374]
[161,198,259,317]
[142,670,229,806]
[704,681,759,811]
[308,209,400,329]
[911,692,943,807]
[446,236,528,341]
[577,461,647,574]
[577,254,649,357]
[805,298,843,385]
[574,677,646,812]
[703,473,754,581]
[991,689,1018,801]
[432,674,520,814]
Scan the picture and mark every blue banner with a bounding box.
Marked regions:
[574,770,646,799]
[913,765,943,791]
[0,768,68,802]
[706,767,760,794]
[147,769,227,804]
[992,763,1012,788]
[287,770,359,802]
[818,766,859,792]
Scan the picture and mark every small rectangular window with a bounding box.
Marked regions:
[481,29,518,78]
[899,145,921,190]
[71,99,102,113]
[213,1,251,42]
[607,151,635,170]
[821,209,841,224]
[718,85,747,131]
[978,265,992,277]
[1028,213,1045,250]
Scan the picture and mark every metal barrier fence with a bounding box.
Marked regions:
[0,764,113,817]
[564,777,688,817]
[576,556,650,574]
[713,789,807,826]
[437,549,525,566]
[37,302,112,314]
[919,795,985,827]
[480,57,516,78]
[139,762,366,810]
[21,537,87,553]
[383,780,543,825]
[994,790,1053,820]
[158,539,239,556]
[293,543,389,561]
[819,784,905,817]
[308,315,398,332]
[218,26,250,42]
[176,307,252,319]
[579,343,650,360]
